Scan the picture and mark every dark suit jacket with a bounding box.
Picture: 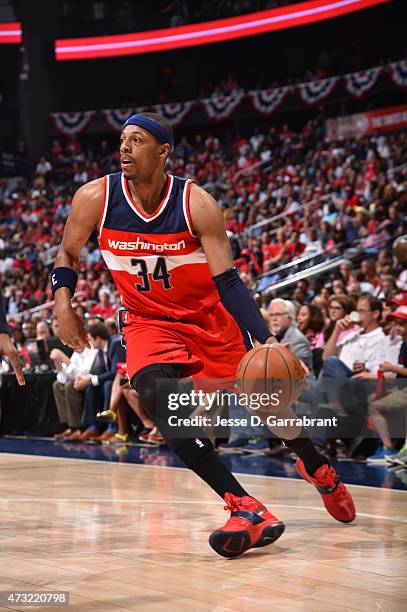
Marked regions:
[91,337,126,386]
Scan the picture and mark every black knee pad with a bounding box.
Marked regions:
[131,363,214,466]
[131,363,182,421]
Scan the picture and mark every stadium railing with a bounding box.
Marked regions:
[259,232,397,296]
[6,291,88,322]
[258,249,325,278]
[261,255,348,296]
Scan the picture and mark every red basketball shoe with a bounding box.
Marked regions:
[296,459,356,523]
[209,493,285,558]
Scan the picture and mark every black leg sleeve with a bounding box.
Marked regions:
[132,365,248,499]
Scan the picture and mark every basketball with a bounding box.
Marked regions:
[236,343,306,414]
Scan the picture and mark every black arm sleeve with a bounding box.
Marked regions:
[213,267,270,345]
[0,290,10,335]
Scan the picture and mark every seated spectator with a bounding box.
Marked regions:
[338,260,354,286]
[363,219,393,252]
[332,278,347,296]
[296,279,314,302]
[312,296,329,325]
[68,323,126,442]
[293,286,307,307]
[322,294,387,376]
[98,371,155,445]
[302,228,322,256]
[297,304,325,350]
[366,306,407,464]
[284,231,305,260]
[35,320,51,343]
[347,271,365,296]
[91,289,115,319]
[38,318,72,356]
[268,298,313,372]
[35,156,52,176]
[34,319,73,368]
[51,344,98,440]
[84,314,104,329]
[236,249,262,277]
[360,258,380,288]
[261,231,273,262]
[317,295,388,444]
[105,317,120,339]
[374,274,398,300]
[323,294,356,348]
[21,320,36,340]
[297,303,326,376]
[83,242,101,267]
[263,229,286,270]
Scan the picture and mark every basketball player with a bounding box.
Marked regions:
[52,113,355,558]
[0,290,25,385]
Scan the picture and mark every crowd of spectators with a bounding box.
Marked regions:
[0,120,406,464]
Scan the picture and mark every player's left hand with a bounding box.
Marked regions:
[264,336,291,350]
[0,333,25,386]
[264,335,278,345]
[57,307,91,352]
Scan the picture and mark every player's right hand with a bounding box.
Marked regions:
[56,308,91,352]
[264,335,278,344]
[264,336,291,350]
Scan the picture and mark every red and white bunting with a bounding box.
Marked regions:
[51,111,96,135]
[248,86,291,116]
[201,89,245,121]
[50,60,406,133]
[152,101,194,127]
[297,76,338,106]
[388,60,407,90]
[101,108,134,132]
[343,66,382,100]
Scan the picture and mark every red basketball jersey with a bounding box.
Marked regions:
[98,172,219,319]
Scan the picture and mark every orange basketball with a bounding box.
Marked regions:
[236,343,306,414]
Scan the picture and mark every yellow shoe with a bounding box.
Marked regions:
[96,409,117,424]
[106,433,129,445]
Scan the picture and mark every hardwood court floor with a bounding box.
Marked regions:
[0,453,406,612]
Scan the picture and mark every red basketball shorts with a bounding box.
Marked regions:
[123,302,248,385]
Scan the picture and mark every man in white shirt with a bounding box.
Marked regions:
[51,346,97,439]
[323,294,386,376]
[318,294,387,439]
